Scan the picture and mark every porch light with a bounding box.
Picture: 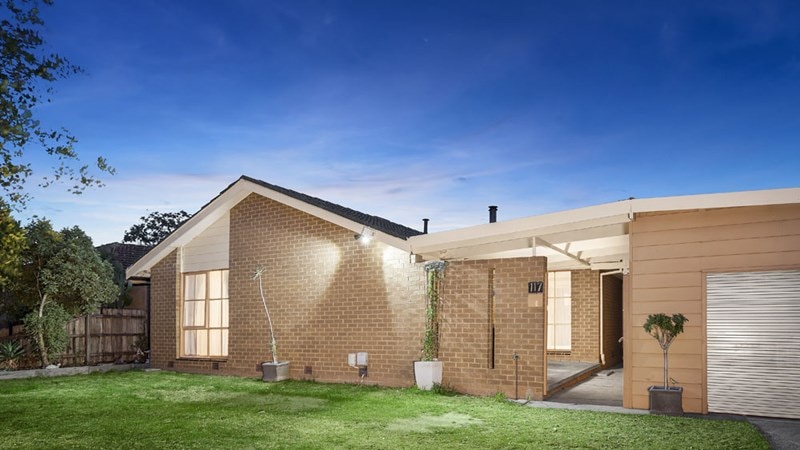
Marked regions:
[355,226,375,245]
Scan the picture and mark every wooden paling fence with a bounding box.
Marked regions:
[62,308,147,366]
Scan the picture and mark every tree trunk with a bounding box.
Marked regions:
[37,293,50,368]
[663,348,669,389]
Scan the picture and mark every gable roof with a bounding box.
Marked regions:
[127,175,422,278]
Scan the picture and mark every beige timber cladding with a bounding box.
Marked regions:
[440,257,547,399]
[627,204,800,414]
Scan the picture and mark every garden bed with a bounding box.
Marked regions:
[0,362,147,381]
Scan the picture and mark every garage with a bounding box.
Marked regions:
[706,270,800,419]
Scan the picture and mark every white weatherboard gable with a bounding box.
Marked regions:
[181,213,230,273]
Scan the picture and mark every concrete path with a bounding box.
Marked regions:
[547,366,622,407]
[746,417,800,450]
[547,360,598,389]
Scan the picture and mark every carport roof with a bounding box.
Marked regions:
[408,187,800,271]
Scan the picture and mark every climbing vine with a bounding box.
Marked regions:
[421,261,447,361]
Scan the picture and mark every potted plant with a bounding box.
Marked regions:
[253,267,289,382]
[643,312,688,415]
[414,261,447,390]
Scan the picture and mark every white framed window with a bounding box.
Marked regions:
[547,271,572,351]
[182,269,229,357]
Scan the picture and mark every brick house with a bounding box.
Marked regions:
[129,176,800,418]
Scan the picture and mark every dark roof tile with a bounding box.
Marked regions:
[239,175,423,239]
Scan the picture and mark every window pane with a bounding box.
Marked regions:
[194,301,205,326]
[209,271,222,299]
[547,271,572,351]
[196,330,208,356]
[183,301,193,327]
[194,274,206,300]
[184,275,195,300]
[222,299,229,328]
[553,272,571,298]
[222,330,228,356]
[221,270,229,298]
[183,301,202,327]
[209,330,222,356]
[555,326,571,349]
[209,300,222,328]
[184,330,196,355]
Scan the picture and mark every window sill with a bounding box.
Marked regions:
[547,350,572,356]
[176,357,228,362]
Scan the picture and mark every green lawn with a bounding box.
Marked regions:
[0,370,767,449]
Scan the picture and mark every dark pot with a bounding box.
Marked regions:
[648,386,683,416]
[261,361,290,382]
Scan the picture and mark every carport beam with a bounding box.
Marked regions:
[534,237,591,267]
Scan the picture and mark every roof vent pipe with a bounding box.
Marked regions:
[422,218,429,234]
[489,206,498,223]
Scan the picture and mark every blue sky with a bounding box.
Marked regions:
[19,0,800,244]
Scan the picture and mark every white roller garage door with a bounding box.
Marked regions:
[706,270,800,419]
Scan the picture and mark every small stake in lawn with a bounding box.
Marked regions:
[643,312,688,415]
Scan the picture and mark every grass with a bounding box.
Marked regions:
[0,371,768,449]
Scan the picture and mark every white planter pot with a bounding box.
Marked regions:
[414,360,443,390]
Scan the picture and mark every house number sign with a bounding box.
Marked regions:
[528,281,544,294]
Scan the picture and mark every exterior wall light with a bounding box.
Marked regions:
[354,227,375,244]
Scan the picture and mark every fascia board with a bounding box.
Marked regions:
[410,209,632,255]
[126,183,251,278]
[631,188,800,214]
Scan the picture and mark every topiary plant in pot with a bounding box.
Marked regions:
[643,312,688,415]
[253,267,289,382]
[414,260,447,390]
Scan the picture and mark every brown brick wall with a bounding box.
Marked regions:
[149,194,429,380]
[440,257,547,399]
[150,249,180,369]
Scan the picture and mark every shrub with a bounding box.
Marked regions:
[0,340,26,370]
[24,304,71,365]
